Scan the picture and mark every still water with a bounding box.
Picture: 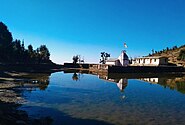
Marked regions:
[17,72,185,125]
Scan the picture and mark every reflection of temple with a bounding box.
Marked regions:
[98,74,128,92]
[99,72,185,94]
[117,79,128,92]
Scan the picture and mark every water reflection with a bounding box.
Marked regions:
[139,76,185,94]
[99,74,128,92]
[1,71,185,125]
[0,72,51,103]
[102,73,185,94]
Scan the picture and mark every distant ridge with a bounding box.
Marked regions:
[149,45,185,67]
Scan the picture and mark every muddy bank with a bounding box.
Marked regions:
[0,71,54,125]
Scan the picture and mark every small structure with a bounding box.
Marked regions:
[132,56,168,66]
[105,58,120,66]
[105,50,129,66]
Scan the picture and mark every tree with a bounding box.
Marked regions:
[0,22,52,64]
[0,22,13,48]
[148,53,152,56]
[99,52,110,64]
[38,45,50,62]
[27,44,35,62]
[177,49,185,61]
[72,55,79,64]
[172,46,178,50]
[28,44,33,53]
[11,39,23,62]
[0,22,13,62]
[151,49,154,54]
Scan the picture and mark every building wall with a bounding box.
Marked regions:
[134,58,162,66]
[106,60,122,66]
[106,61,116,65]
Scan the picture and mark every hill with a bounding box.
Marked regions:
[149,45,185,67]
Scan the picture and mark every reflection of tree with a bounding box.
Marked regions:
[176,82,185,94]
[159,78,185,94]
[141,76,185,94]
[37,75,50,90]
[22,73,50,91]
[72,73,79,81]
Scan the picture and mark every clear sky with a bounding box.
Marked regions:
[0,0,185,64]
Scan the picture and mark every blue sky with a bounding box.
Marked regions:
[0,0,185,64]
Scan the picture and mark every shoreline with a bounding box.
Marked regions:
[0,63,185,75]
[0,63,64,74]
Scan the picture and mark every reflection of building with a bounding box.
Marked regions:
[139,76,185,94]
[98,74,128,92]
[132,56,168,66]
[117,79,128,92]
[140,78,159,84]
[106,51,129,66]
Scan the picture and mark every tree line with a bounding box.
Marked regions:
[149,45,185,61]
[0,22,51,64]
[149,46,178,56]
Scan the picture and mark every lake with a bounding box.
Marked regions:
[1,71,185,125]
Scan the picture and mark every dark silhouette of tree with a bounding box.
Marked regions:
[172,46,177,50]
[72,73,79,81]
[0,22,13,62]
[72,55,79,64]
[0,22,52,64]
[177,49,185,60]
[11,39,23,62]
[99,52,110,64]
[38,45,50,62]
[27,44,36,63]
[152,49,154,54]
[28,44,33,53]
[0,22,12,47]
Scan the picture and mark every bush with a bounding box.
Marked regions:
[178,49,185,61]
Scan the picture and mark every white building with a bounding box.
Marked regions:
[105,58,120,66]
[105,51,129,66]
[132,56,168,66]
